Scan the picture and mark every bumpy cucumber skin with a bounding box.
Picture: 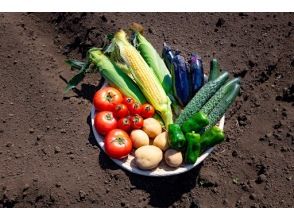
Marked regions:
[206,84,240,130]
[200,78,240,115]
[208,59,220,82]
[176,72,229,125]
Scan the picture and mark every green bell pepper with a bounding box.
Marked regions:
[185,132,201,164]
[168,124,186,150]
[200,126,225,152]
[181,111,209,133]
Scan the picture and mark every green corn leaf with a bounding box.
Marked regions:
[65,60,86,70]
[106,33,114,41]
[64,61,90,93]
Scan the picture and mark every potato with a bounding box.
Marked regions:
[135,145,163,170]
[164,149,183,168]
[142,118,162,138]
[130,130,149,148]
[153,132,169,151]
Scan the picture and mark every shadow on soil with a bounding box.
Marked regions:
[126,165,201,207]
[60,75,105,103]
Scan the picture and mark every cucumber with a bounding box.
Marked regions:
[206,83,240,130]
[200,77,240,115]
[208,59,220,81]
[176,72,229,125]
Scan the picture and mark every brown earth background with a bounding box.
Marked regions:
[0,13,293,208]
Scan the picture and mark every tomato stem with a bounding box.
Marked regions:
[112,136,125,145]
[106,92,116,103]
[105,113,113,120]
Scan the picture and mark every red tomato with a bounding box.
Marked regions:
[117,117,131,133]
[130,115,144,129]
[141,103,155,118]
[104,129,132,159]
[129,102,142,115]
[122,97,134,109]
[94,111,117,136]
[113,104,129,119]
[93,87,123,111]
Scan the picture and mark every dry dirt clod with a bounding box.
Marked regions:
[36,135,42,141]
[199,170,219,187]
[256,174,267,184]
[216,18,225,27]
[15,153,21,159]
[249,193,257,200]
[223,199,229,206]
[79,190,86,200]
[100,15,107,22]
[241,183,250,192]
[23,184,30,191]
[54,146,61,153]
[232,150,238,157]
[6,142,13,148]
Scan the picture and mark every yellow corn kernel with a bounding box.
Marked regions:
[113,30,173,126]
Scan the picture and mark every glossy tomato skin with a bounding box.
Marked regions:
[114,104,129,119]
[130,114,144,129]
[117,117,131,133]
[93,87,123,111]
[122,97,134,109]
[104,129,132,159]
[141,103,155,118]
[129,102,142,115]
[94,111,117,136]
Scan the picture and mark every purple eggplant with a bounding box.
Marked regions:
[171,54,190,107]
[162,43,176,72]
[189,53,204,94]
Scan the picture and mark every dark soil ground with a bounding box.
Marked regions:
[0,13,293,208]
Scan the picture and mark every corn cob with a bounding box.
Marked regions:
[111,59,135,81]
[131,28,172,95]
[111,30,173,127]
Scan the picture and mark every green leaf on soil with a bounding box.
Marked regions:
[65,60,86,70]
[64,61,90,93]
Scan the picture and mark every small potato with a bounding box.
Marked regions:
[142,118,162,138]
[135,145,163,170]
[130,130,149,148]
[164,149,183,168]
[153,132,169,151]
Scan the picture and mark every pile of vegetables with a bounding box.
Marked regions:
[65,23,240,171]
